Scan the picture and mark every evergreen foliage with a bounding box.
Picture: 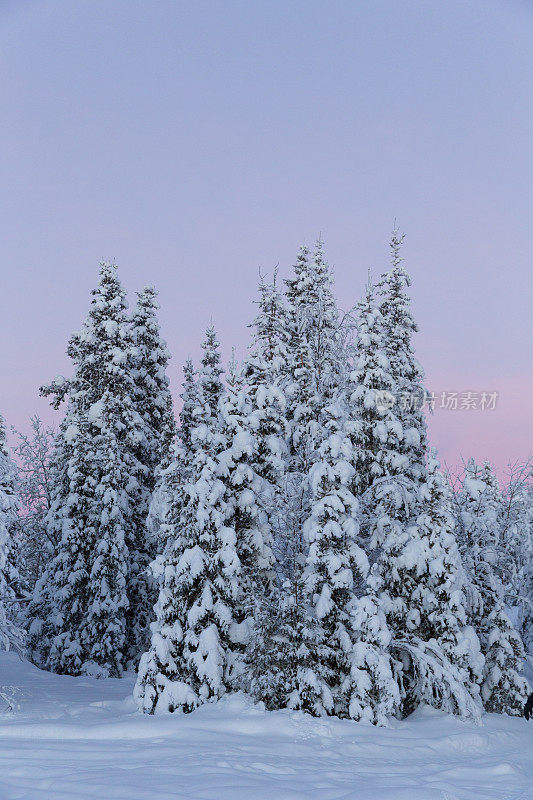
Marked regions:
[15,237,529,725]
[0,414,25,656]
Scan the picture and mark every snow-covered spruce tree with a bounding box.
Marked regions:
[284,241,342,472]
[294,403,370,717]
[172,356,205,515]
[481,596,529,715]
[348,277,405,628]
[199,324,225,415]
[240,270,306,712]
[312,283,407,724]
[377,231,427,489]
[388,453,484,719]
[44,402,129,678]
[284,295,316,477]
[348,593,400,725]
[72,262,146,667]
[310,238,348,398]
[226,348,244,391]
[244,270,289,555]
[245,268,289,388]
[349,278,399,500]
[240,272,294,707]
[146,358,198,555]
[84,399,130,677]
[29,262,146,676]
[456,459,529,715]
[471,456,533,650]
[252,399,399,724]
[133,376,204,712]
[367,448,481,718]
[128,285,175,659]
[131,285,176,473]
[256,247,322,708]
[27,412,76,666]
[179,358,202,453]
[365,429,484,717]
[498,460,533,652]
[246,242,354,715]
[43,412,99,675]
[146,337,222,587]
[217,383,276,686]
[0,414,25,656]
[278,244,341,650]
[350,274,482,719]
[285,240,343,399]
[135,327,243,713]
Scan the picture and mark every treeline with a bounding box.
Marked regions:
[0,233,531,724]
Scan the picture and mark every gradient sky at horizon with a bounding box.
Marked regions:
[1,0,531,479]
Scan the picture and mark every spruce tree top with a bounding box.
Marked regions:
[131,286,172,401]
[179,358,201,451]
[200,325,224,416]
[246,269,289,386]
[377,231,422,388]
[43,262,135,413]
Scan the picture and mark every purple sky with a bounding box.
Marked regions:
[1,0,531,478]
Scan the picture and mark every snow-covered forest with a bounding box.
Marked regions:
[3,0,533,794]
[1,234,531,737]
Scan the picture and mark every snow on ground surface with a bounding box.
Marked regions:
[0,652,532,800]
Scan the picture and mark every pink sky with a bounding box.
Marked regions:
[0,1,531,479]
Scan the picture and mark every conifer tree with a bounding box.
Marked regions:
[284,242,340,471]
[27,414,75,666]
[131,286,176,471]
[44,403,130,678]
[128,286,175,659]
[0,414,24,655]
[363,401,482,717]
[84,396,130,676]
[385,453,484,719]
[136,327,242,713]
[244,272,289,553]
[498,460,533,652]
[347,594,400,725]
[456,459,529,715]
[377,231,427,488]
[245,269,289,389]
[349,279,400,500]
[199,324,224,415]
[418,455,484,682]
[284,240,341,399]
[309,239,345,399]
[243,298,317,696]
[241,273,293,705]
[246,243,353,716]
[297,403,370,718]
[29,263,145,675]
[481,594,529,715]
[278,244,342,659]
[146,358,197,555]
[348,275,409,587]
[177,358,203,457]
[217,383,276,683]
[45,412,100,675]
[350,270,482,718]
[251,396,400,724]
[134,362,207,713]
[226,348,244,391]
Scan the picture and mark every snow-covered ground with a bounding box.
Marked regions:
[0,652,532,800]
